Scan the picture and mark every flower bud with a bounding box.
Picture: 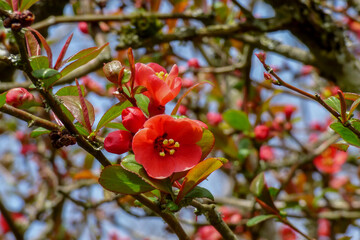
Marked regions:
[206,112,222,125]
[254,124,270,141]
[259,145,274,162]
[255,52,266,63]
[104,130,132,154]
[177,105,188,116]
[103,60,124,84]
[78,22,89,34]
[122,107,147,133]
[6,88,34,107]
[187,58,200,69]
[284,105,296,120]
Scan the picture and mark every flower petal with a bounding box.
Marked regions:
[173,144,202,172]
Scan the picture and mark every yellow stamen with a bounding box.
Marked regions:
[169,149,175,155]
[174,142,180,148]
[162,139,169,145]
[169,139,174,144]
[159,152,165,157]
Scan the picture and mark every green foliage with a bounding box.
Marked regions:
[96,101,132,131]
[246,215,277,227]
[99,165,154,194]
[223,109,251,132]
[0,92,6,108]
[184,186,214,201]
[30,127,51,138]
[330,122,360,147]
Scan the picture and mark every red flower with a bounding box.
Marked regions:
[259,145,274,162]
[219,206,242,224]
[313,147,347,174]
[254,124,270,141]
[194,226,221,240]
[78,22,88,34]
[280,227,297,240]
[6,88,34,107]
[135,63,182,107]
[187,58,201,68]
[132,115,203,179]
[206,112,222,125]
[284,105,296,120]
[122,107,147,133]
[0,213,26,235]
[317,218,331,237]
[104,130,132,154]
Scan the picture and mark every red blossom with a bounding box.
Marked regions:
[280,227,297,240]
[259,145,274,162]
[254,124,270,141]
[284,105,296,120]
[206,112,222,125]
[132,115,203,179]
[329,175,348,189]
[78,22,89,34]
[187,58,201,68]
[104,130,133,155]
[81,76,105,95]
[135,63,182,114]
[313,147,347,174]
[300,65,313,76]
[219,206,242,224]
[177,105,188,115]
[182,77,195,88]
[0,213,26,235]
[317,218,331,237]
[194,226,221,240]
[255,52,266,63]
[121,107,147,133]
[6,88,34,107]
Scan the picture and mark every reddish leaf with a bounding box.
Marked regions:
[58,96,95,130]
[20,0,40,11]
[28,27,53,68]
[176,157,226,203]
[127,48,136,93]
[12,0,18,11]
[75,79,92,132]
[171,81,211,115]
[54,33,73,70]
[60,43,109,78]
[25,31,40,57]
[64,46,97,63]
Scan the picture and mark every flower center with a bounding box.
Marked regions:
[323,156,334,166]
[155,71,169,81]
[154,136,180,157]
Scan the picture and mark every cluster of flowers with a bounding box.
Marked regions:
[103,60,209,179]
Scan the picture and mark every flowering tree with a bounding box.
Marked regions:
[1,0,360,239]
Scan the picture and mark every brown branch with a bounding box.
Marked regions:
[31,12,213,30]
[191,200,238,240]
[0,197,24,240]
[0,104,60,130]
[132,194,190,240]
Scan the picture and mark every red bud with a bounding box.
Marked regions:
[122,107,147,133]
[104,130,132,154]
[6,88,34,107]
[187,58,200,69]
[254,125,270,141]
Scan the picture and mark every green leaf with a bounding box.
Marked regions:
[122,69,131,83]
[60,43,109,78]
[331,143,349,152]
[196,129,215,160]
[246,215,277,227]
[0,92,6,108]
[0,0,12,10]
[135,94,150,116]
[349,98,360,120]
[250,172,278,211]
[56,85,85,96]
[176,157,226,204]
[58,96,95,130]
[28,27,53,68]
[99,165,154,194]
[121,155,173,193]
[30,127,51,138]
[330,122,360,147]
[66,47,98,62]
[184,186,214,201]
[74,122,90,136]
[105,122,126,130]
[96,101,131,131]
[324,96,341,113]
[32,68,61,88]
[223,109,251,132]
[29,56,49,71]
[250,172,265,197]
[268,187,279,198]
[342,92,360,101]
[20,0,39,11]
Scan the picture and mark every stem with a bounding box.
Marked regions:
[0,104,60,131]
[191,200,238,240]
[11,30,112,167]
[0,197,24,240]
[132,195,190,240]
